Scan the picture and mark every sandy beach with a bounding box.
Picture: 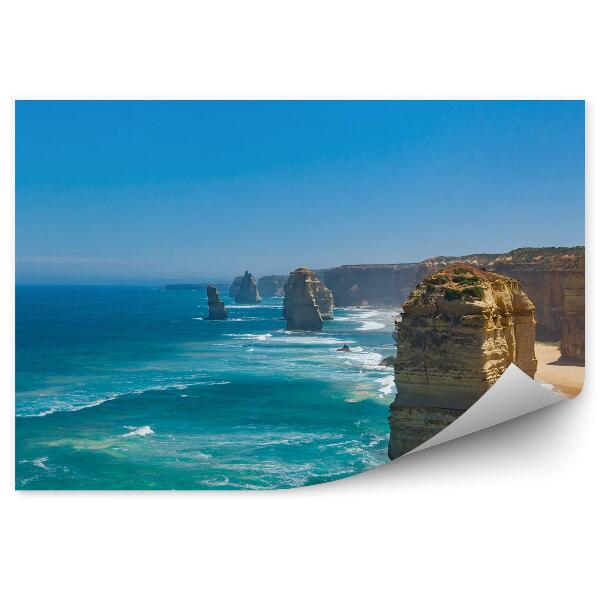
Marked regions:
[534,342,585,398]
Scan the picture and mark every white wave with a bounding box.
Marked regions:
[224,304,264,309]
[347,310,380,319]
[275,335,352,346]
[32,457,49,470]
[223,333,272,341]
[193,317,244,321]
[378,374,396,396]
[338,349,384,368]
[121,425,154,438]
[357,321,386,331]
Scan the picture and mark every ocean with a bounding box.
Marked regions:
[15,285,398,490]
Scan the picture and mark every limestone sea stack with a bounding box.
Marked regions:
[388,264,537,459]
[206,285,227,320]
[229,276,243,298]
[283,267,334,331]
[234,271,261,304]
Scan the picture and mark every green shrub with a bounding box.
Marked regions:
[453,267,471,275]
[452,275,481,285]
[443,288,463,301]
[429,275,449,285]
[463,286,485,300]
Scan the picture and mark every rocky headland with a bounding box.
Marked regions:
[206,284,227,320]
[283,267,334,331]
[234,271,261,304]
[388,264,537,459]
[258,275,287,297]
[318,246,584,362]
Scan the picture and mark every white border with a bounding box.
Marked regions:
[1,2,596,599]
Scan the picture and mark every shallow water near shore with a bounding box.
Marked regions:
[16,285,398,489]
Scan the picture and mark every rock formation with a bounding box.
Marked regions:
[317,254,499,308]
[388,264,537,459]
[318,263,424,308]
[283,267,334,331]
[490,247,584,360]
[560,282,585,361]
[258,275,287,297]
[229,276,243,298]
[206,285,227,320]
[234,271,261,304]
[318,247,584,361]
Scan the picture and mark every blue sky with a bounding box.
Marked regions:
[16,100,584,283]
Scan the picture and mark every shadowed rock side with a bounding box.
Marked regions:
[388,264,537,459]
[562,284,585,361]
[229,276,243,298]
[318,264,423,307]
[258,275,287,297]
[283,268,334,331]
[490,247,584,360]
[234,271,261,304]
[317,254,499,308]
[206,285,227,320]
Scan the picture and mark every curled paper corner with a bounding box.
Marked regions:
[406,364,565,455]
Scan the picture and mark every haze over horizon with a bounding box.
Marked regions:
[16,100,584,284]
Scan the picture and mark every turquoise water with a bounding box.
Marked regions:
[15,285,398,489]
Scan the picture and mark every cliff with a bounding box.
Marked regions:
[283,267,334,331]
[561,284,585,361]
[234,271,261,304]
[258,275,287,297]
[318,246,584,360]
[318,264,422,307]
[490,247,584,360]
[206,285,227,320]
[318,254,499,308]
[388,264,537,459]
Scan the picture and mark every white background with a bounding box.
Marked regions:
[0,2,597,598]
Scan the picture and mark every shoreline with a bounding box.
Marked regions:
[534,342,584,398]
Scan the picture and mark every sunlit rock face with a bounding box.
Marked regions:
[206,285,227,320]
[283,268,334,331]
[234,271,261,304]
[388,264,537,459]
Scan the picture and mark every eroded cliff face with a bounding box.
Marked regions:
[283,268,334,331]
[318,247,584,360]
[206,285,227,320]
[561,282,585,361]
[318,254,499,308]
[388,264,537,459]
[234,271,261,304]
[318,264,423,307]
[490,247,584,360]
[258,275,287,297]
